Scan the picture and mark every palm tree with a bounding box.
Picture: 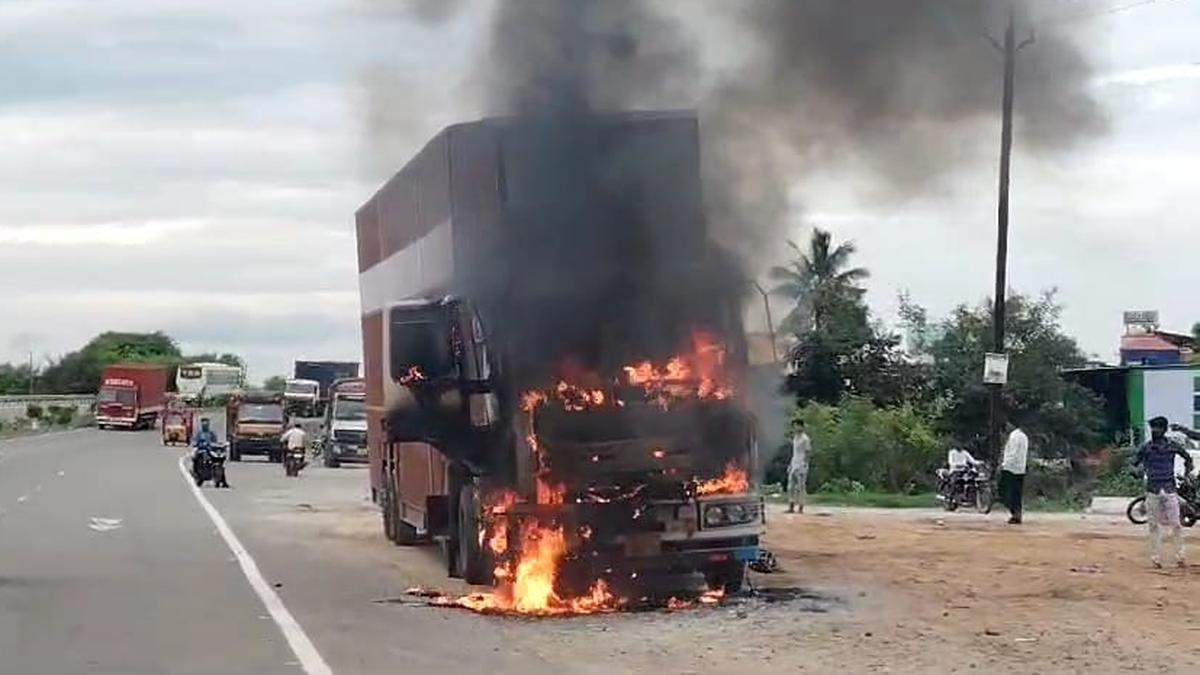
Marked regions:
[768,228,870,335]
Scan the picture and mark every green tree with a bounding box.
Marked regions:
[916,291,1104,461]
[37,332,182,393]
[768,228,870,335]
[262,376,287,392]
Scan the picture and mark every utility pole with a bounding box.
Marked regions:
[28,351,34,395]
[987,5,1034,467]
[753,282,779,363]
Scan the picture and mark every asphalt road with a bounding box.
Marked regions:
[0,424,843,675]
[0,428,299,674]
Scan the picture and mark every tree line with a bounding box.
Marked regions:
[0,332,244,395]
[767,228,1106,498]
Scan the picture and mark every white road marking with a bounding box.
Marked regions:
[16,496,27,503]
[88,517,124,532]
[176,457,333,675]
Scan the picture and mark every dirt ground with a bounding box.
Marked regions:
[255,470,1200,674]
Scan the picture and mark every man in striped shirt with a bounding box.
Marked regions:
[1136,416,1194,569]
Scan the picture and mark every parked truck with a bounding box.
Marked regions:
[225,391,286,462]
[290,361,359,416]
[96,363,170,430]
[283,378,320,417]
[319,378,368,467]
[355,112,763,593]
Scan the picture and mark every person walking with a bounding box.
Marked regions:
[999,421,1028,524]
[1136,416,1194,568]
[788,420,811,514]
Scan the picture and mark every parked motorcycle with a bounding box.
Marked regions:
[936,464,993,514]
[194,442,230,488]
[1127,474,1200,527]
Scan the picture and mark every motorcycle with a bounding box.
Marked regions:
[283,446,307,477]
[194,443,230,488]
[936,464,993,514]
[1127,474,1200,527]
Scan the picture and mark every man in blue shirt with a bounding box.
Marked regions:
[191,417,220,477]
[1135,416,1194,568]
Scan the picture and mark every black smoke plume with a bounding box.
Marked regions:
[364,0,1105,267]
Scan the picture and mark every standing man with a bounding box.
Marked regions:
[999,421,1028,524]
[788,420,811,514]
[1137,417,1194,568]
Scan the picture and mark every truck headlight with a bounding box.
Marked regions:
[704,505,727,527]
[703,501,758,528]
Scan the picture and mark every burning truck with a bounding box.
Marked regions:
[355,111,764,614]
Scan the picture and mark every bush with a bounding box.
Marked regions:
[25,403,43,420]
[818,477,866,494]
[795,396,944,494]
[1092,448,1143,497]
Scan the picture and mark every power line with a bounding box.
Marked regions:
[1046,0,1186,25]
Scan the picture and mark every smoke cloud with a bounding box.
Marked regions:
[363,0,1105,269]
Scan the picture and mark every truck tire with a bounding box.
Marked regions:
[230,441,242,462]
[703,560,746,594]
[455,484,491,585]
[323,443,340,468]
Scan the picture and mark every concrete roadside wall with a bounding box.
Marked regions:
[0,395,95,423]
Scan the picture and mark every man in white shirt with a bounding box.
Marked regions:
[281,422,308,452]
[1000,422,1029,525]
[788,420,811,514]
[947,446,979,471]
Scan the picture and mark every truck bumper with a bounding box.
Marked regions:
[329,443,369,463]
[233,439,281,455]
[96,416,137,429]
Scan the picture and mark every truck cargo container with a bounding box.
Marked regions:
[356,111,763,594]
[97,364,170,430]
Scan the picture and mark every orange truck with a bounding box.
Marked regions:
[96,363,169,430]
[355,112,764,593]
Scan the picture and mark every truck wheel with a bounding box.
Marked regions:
[230,442,242,462]
[455,485,491,585]
[703,560,746,594]
[323,444,340,468]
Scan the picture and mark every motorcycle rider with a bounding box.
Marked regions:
[191,417,219,477]
[945,443,981,498]
[280,422,308,474]
[1136,416,1194,568]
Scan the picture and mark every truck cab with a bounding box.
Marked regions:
[96,381,140,429]
[321,378,368,467]
[283,378,319,417]
[226,392,286,462]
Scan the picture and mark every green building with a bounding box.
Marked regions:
[1068,363,1200,445]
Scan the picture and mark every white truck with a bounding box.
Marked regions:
[320,378,368,467]
[283,378,320,417]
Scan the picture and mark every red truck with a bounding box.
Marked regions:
[96,363,170,430]
[355,111,763,602]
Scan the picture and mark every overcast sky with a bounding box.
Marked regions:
[2,0,1198,381]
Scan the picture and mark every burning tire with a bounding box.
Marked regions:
[702,560,746,594]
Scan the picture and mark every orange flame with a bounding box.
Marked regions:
[623,331,735,408]
[399,365,426,385]
[695,463,750,496]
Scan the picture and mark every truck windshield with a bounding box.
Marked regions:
[98,388,136,405]
[238,404,284,423]
[285,383,316,395]
[333,397,367,421]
